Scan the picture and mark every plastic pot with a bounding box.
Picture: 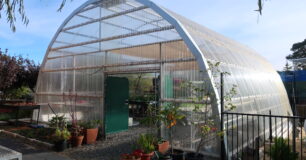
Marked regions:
[171,149,185,160]
[185,152,204,160]
[54,140,67,152]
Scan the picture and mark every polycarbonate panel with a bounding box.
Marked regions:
[35,0,292,157]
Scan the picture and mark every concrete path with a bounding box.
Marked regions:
[0,134,73,160]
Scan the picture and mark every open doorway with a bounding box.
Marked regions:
[104,72,160,134]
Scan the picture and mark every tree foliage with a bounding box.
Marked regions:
[0,48,20,93]
[287,39,306,60]
[0,48,40,99]
[0,0,70,32]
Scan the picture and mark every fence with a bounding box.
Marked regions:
[221,111,306,160]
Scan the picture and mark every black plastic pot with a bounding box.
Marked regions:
[54,140,67,152]
[171,150,185,160]
[185,152,204,160]
[159,155,173,160]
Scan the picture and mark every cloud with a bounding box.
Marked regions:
[1,0,306,71]
[153,0,306,70]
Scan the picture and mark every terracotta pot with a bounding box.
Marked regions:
[141,152,154,160]
[158,141,169,154]
[84,128,98,144]
[72,135,84,147]
[120,154,141,160]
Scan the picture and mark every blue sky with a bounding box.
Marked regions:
[1,0,306,70]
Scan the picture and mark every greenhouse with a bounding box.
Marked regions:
[34,0,292,157]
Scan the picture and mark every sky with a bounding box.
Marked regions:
[1,0,306,70]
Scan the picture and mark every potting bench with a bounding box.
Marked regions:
[0,145,22,160]
[0,104,40,125]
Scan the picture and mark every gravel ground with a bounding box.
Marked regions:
[61,126,152,160]
[0,133,72,160]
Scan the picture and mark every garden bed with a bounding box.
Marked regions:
[0,124,55,144]
[12,127,55,144]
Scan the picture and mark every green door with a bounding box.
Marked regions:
[105,76,129,134]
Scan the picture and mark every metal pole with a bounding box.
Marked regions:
[220,73,225,160]
[292,118,296,153]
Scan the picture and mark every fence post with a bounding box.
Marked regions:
[269,110,272,142]
[292,118,296,153]
[220,73,225,160]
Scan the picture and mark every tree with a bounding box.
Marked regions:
[0,48,21,98]
[0,48,40,99]
[287,39,306,60]
[1,0,263,32]
[0,0,69,32]
[286,39,306,70]
[283,62,292,72]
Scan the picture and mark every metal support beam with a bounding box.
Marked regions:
[77,14,169,41]
[63,30,99,40]
[42,57,196,73]
[105,67,159,75]
[48,39,182,60]
[55,41,99,50]
[62,6,148,31]
[51,25,175,51]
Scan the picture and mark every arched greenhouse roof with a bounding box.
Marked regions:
[36,0,292,121]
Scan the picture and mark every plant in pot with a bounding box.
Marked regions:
[136,134,156,160]
[158,104,185,159]
[181,61,237,160]
[120,153,141,160]
[49,114,67,129]
[81,120,102,144]
[71,124,84,147]
[142,104,170,155]
[53,127,71,152]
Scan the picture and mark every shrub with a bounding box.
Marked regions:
[267,137,298,160]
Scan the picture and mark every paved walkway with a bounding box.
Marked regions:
[0,134,72,160]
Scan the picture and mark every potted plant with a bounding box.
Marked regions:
[53,127,71,152]
[156,139,170,154]
[120,153,141,160]
[49,115,67,129]
[137,134,156,160]
[158,104,185,159]
[71,124,84,147]
[81,120,102,144]
[142,104,170,155]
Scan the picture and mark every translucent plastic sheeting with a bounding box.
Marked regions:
[35,0,292,157]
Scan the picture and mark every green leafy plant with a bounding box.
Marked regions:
[267,137,298,160]
[71,124,83,136]
[53,128,71,142]
[81,119,102,129]
[159,103,185,154]
[180,61,237,155]
[49,115,67,129]
[137,134,156,154]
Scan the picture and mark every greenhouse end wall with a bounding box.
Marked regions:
[34,0,292,157]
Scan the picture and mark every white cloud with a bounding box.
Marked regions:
[1,0,306,71]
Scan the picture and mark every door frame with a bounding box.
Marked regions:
[102,71,161,136]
